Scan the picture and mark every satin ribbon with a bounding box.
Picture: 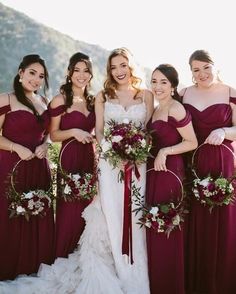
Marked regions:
[122,162,140,264]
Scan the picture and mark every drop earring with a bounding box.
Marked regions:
[171,89,174,96]
[19,78,22,83]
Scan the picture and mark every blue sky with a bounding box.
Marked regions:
[1,0,235,87]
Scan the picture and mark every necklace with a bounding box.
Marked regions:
[73,96,84,103]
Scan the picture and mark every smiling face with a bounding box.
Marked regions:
[19,62,45,93]
[151,70,173,102]
[191,60,217,88]
[71,61,92,89]
[110,55,131,86]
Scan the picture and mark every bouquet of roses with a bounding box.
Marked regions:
[8,187,53,221]
[60,171,97,202]
[100,119,152,168]
[192,175,235,212]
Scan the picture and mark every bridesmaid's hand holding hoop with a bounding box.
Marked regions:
[205,128,226,145]
[35,142,49,159]
[73,128,93,144]
[13,144,35,160]
[154,148,169,171]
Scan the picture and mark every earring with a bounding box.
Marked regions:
[171,89,174,96]
[192,76,197,84]
[19,78,22,83]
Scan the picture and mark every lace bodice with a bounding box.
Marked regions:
[104,101,146,127]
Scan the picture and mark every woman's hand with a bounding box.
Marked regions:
[205,128,225,145]
[35,142,49,159]
[154,148,168,171]
[13,144,35,160]
[73,129,93,144]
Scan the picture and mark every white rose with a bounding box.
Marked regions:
[101,141,112,153]
[16,206,26,214]
[141,139,146,148]
[72,173,81,182]
[150,206,159,216]
[112,135,123,143]
[199,178,210,187]
[64,184,72,195]
[24,191,34,199]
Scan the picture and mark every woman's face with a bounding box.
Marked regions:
[151,70,172,102]
[191,60,217,87]
[19,62,45,93]
[71,61,91,89]
[110,55,131,85]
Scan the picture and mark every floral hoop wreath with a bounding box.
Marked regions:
[59,138,97,202]
[191,143,236,212]
[134,168,188,238]
[8,159,53,221]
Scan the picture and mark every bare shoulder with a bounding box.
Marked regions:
[178,85,194,96]
[141,89,153,103]
[229,86,236,97]
[0,92,11,107]
[95,90,105,103]
[50,93,65,108]
[169,100,187,121]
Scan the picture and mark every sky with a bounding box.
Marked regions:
[1,0,236,88]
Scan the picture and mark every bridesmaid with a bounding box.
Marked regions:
[146,64,197,293]
[49,52,96,258]
[0,54,54,280]
[180,49,236,294]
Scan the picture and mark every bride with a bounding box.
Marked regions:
[0,48,154,294]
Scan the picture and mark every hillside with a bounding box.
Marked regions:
[0,2,110,96]
[0,3,152,98]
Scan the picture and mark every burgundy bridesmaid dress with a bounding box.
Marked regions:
[146,112,191,294]
[184,98,236,294]
[0,105,54,281]
[49,105,95,258]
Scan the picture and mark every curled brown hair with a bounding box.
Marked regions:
[103,47,142,100]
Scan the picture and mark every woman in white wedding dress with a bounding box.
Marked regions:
[0,48,153,294]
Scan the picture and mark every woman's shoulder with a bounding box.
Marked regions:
[0,92,12,107]
[50,93,65,108]
[178,85,194,97]
[169,100,187,121]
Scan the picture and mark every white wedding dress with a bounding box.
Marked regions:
[0,100,149,294]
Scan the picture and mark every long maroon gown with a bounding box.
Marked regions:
[146,112,191,294]
[49,105,95,258]
[0,106,54,281]
[184,99,236,294]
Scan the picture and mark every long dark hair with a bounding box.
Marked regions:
[13,54,49,117]
[60,52,94,111]
[152,64,180,101]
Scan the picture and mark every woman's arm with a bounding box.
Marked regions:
[95,91,105,144]
[154,102,198,171]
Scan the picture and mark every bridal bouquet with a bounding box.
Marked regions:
[100,119,152,168]
[8,188,53,221]
[192,175,235,212]
[60,171,97,202]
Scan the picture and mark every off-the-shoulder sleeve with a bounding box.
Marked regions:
[230,97,236,104]
[48,104,66,117]
[169,110,192,128]
[0,105,11,116]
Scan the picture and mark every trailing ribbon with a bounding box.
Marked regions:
[122,162,140,264]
